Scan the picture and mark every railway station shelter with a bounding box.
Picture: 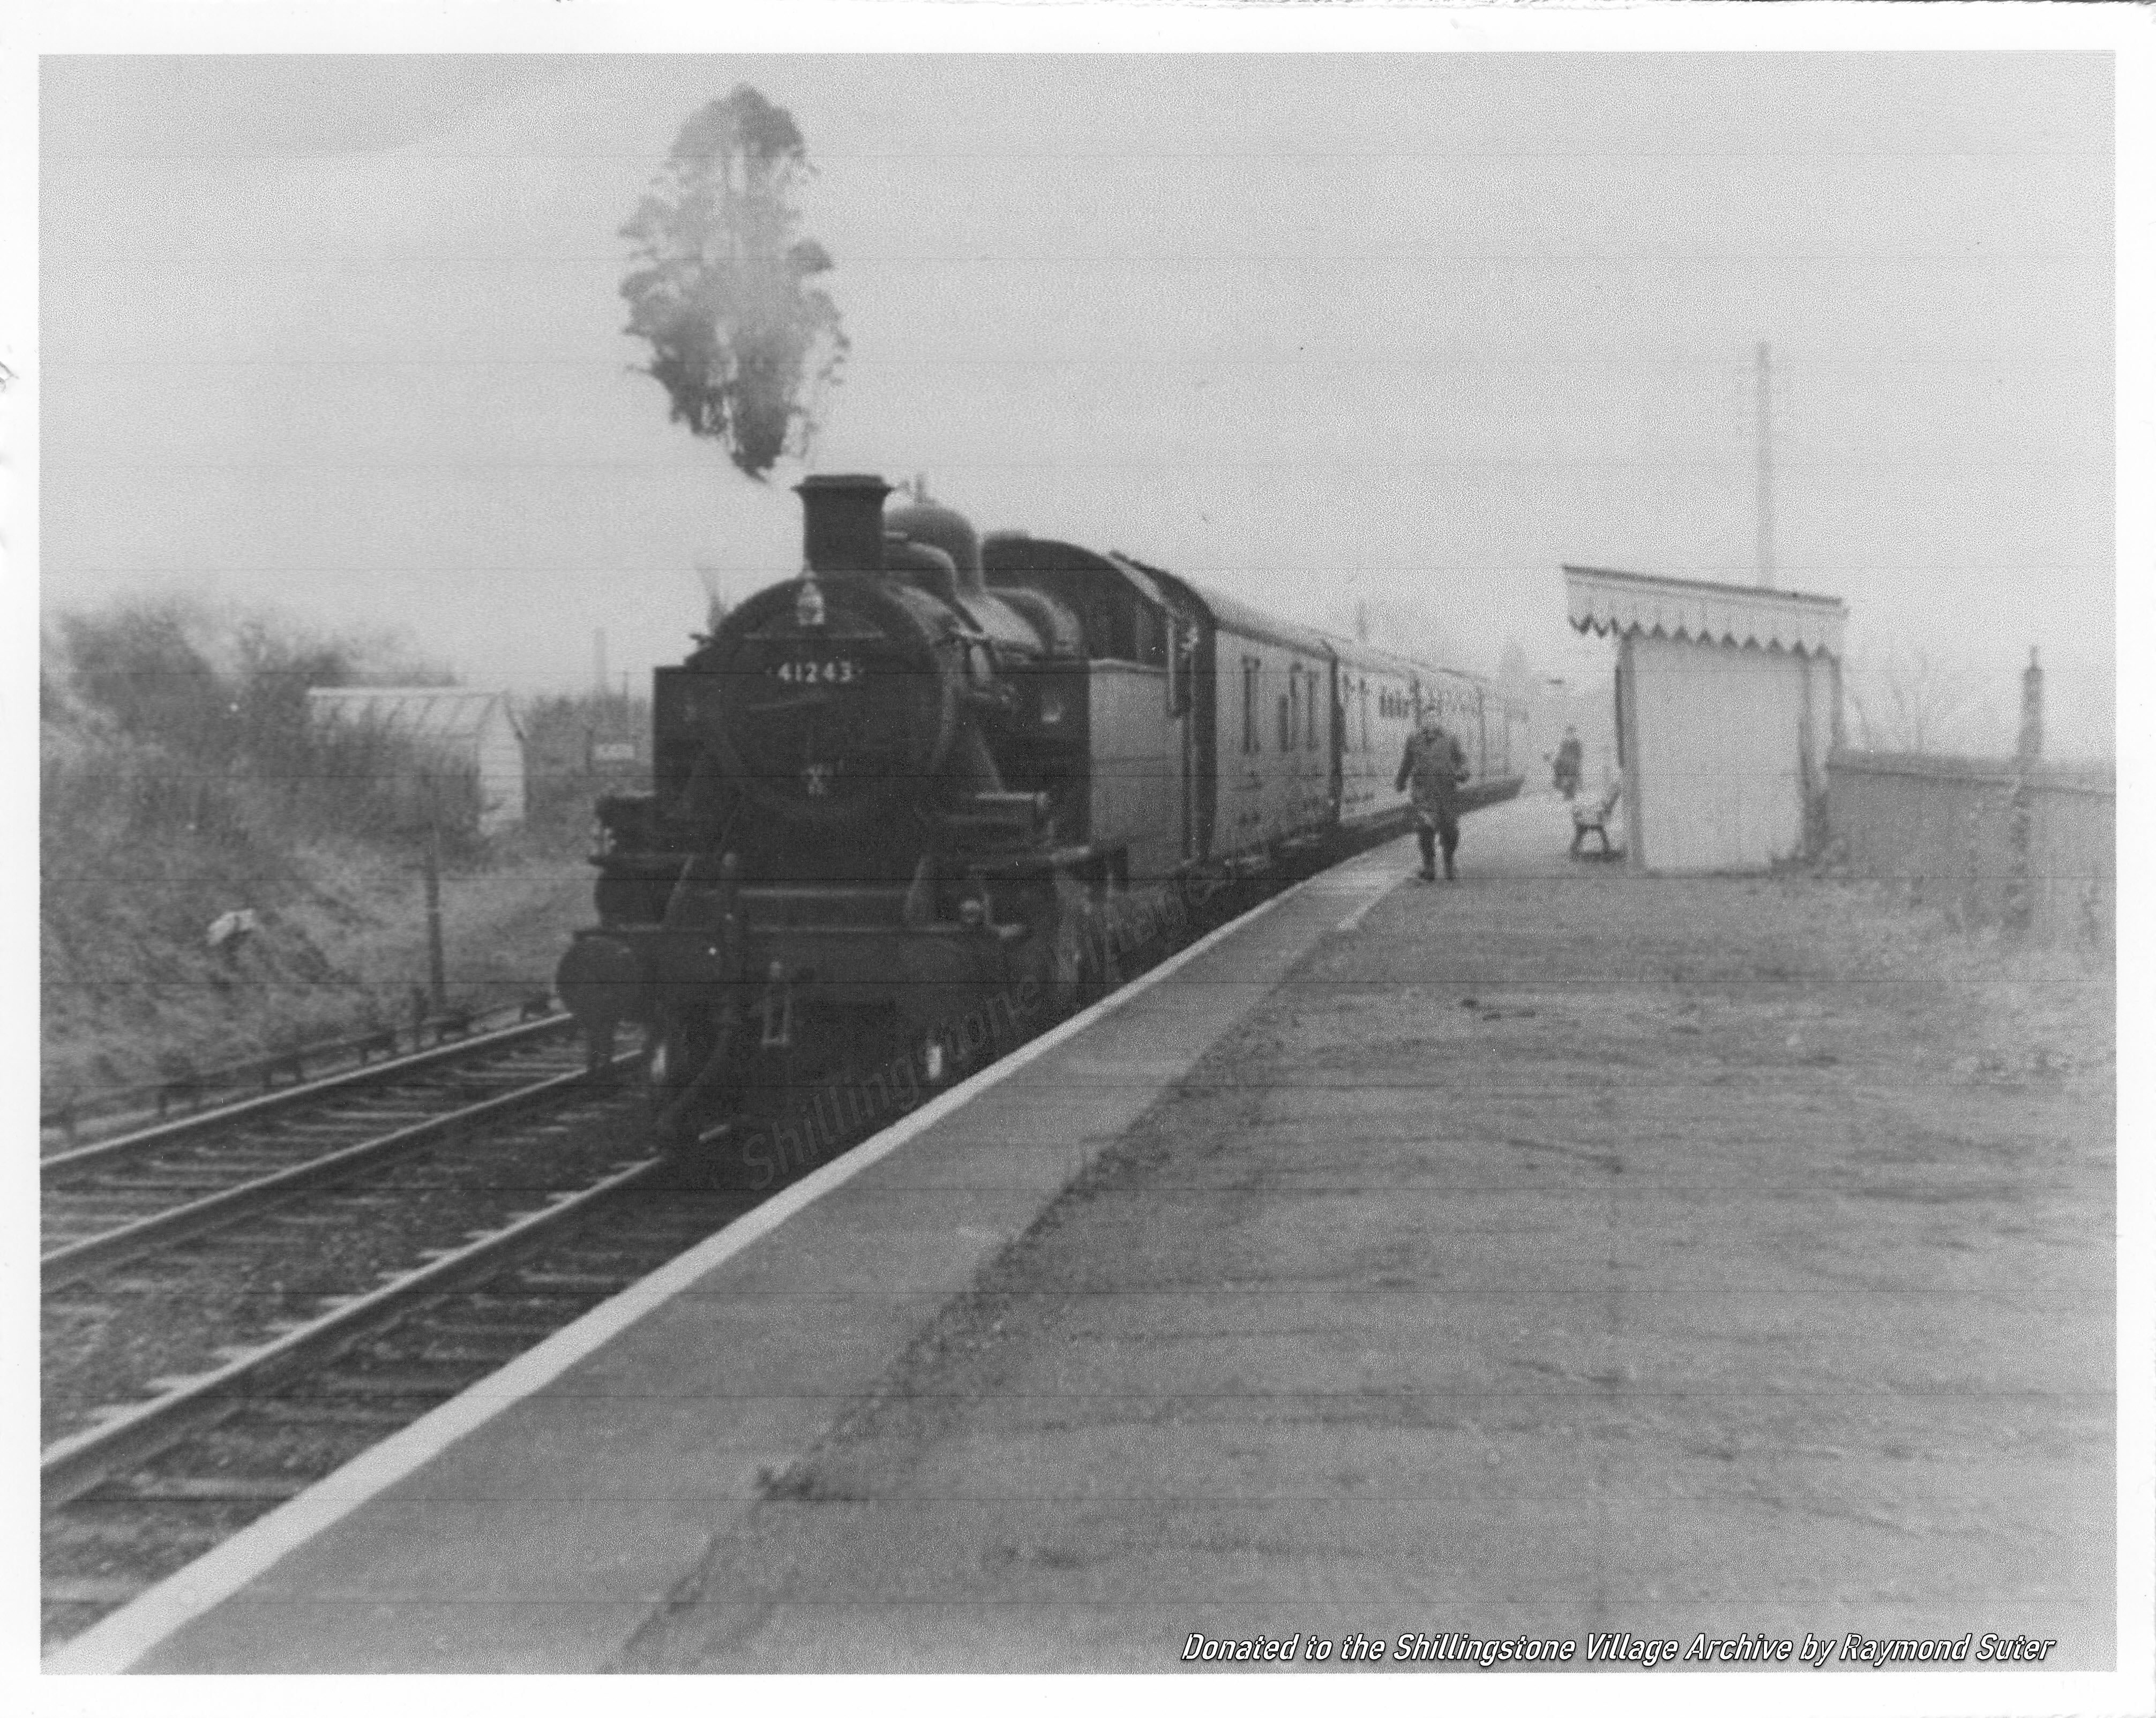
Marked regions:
[1563,565,1846,873]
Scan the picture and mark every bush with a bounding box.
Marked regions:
[47,596,478,856]
[42,601,500,1094]
[58,598,237,764]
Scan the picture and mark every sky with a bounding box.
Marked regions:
[37,49,2118,751]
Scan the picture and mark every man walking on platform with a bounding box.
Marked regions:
[1397,712,1470,882]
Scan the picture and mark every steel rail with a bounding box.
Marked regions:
[41,1052,631,1290]
[41,1137,661,1508]
[40,1013,581,1179]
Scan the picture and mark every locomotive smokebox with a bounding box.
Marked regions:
[796,474,893,576]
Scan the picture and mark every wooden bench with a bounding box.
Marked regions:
[1570,780,1623,860]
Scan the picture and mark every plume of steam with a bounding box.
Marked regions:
[694,562,728,634]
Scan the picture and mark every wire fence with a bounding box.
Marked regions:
[39,993,562,1145]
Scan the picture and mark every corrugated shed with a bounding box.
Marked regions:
[307,687,526,832]
[306,687,522,743]
[1564,565,1846,658]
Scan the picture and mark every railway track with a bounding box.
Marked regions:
[40,859,1323,1654]
[42,1015,591,1283]
[43,1013,641,1625]
[41,995,860,1650]
[42,1164,752,1649]
[43,991,965,1651]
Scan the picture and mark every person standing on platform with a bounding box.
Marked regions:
[1396,713,1470,882]
[1553,726,1583,799]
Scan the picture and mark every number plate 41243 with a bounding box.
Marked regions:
[772,658,862,685]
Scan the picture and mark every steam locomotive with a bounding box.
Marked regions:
[556,474,1525,1151]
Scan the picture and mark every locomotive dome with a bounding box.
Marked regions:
[884,501,984,596]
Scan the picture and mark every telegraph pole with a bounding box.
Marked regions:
[1754,340,1775,589]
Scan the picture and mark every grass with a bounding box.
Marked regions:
[40,599,617,1107]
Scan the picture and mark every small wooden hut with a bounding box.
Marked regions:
[1563,566,1846,873]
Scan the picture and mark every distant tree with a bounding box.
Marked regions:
[620,85,849,480]
[1354,596,1474,681]
[1845,647,2005,755]
[59,599,235,761]
[231,621,356,781]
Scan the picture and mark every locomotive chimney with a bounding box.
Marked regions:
[795,474,892,576]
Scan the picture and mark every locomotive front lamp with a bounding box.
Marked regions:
[795,578,827,630]
[1037,690,1067,727]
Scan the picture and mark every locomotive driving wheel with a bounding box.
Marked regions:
[646,999,737,1150]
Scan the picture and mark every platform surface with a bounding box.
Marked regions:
[87,797,2115,1674]
[620,797,2115,1674]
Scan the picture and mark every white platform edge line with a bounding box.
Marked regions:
[46,858,1339,1675]
[1334,874,1398,932]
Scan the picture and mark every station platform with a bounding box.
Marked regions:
[57,795,2115,1675]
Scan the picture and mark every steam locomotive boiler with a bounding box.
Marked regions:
[557,473,1527,1152]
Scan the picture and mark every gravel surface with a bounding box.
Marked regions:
[41,1089,646,1445]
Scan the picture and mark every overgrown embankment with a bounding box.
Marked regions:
[40,600,617,1105]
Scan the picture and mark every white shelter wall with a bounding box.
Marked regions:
[1630,634,1816,873]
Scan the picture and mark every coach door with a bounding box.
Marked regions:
[1168,611,1197,862]
[1327,655,1344,823]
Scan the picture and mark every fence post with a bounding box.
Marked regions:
[423,817,448,1012]
[2005,647,2042,935]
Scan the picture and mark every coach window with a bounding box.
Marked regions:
[1241,656,1260,754]
[1359,679,1370,750]
[1277,685,1291,753]
[1306,675,1318,749]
